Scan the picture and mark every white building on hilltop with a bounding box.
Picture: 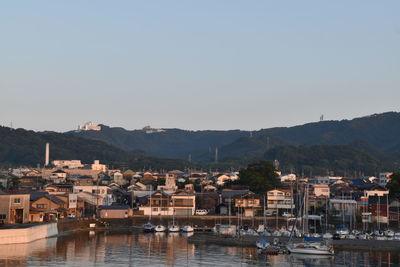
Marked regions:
[142,126,165,134]
[53,160,84,169]
[78,122,101,131]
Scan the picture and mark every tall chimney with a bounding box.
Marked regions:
[45,143,50,166]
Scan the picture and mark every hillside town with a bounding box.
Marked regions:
[0,154,397,234]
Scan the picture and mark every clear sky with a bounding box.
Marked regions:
[1,1,399,132]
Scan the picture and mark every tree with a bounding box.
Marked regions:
[238,161,281,193]
[387,172,400,198]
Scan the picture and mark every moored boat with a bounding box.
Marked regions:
[168,225,180,232]
[181,225,194,232]
[286,241,334,255]
[143,222,155,232]
[155,225,166,232]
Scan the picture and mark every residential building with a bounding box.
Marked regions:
[0,193,30,224]
[49,170,68,183]
[30,194,67,222]
[329,199,357,222]
[139,191,196,216]
[313,184,330,197]
[266,189,295,215]
[234,193,262,217]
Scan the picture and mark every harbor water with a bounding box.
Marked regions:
[0,230,399,267]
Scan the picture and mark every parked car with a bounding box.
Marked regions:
[195,209,209,215]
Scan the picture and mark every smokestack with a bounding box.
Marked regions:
[45,143,50,166]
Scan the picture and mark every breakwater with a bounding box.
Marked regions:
[188,233,400,251]
[0,223,58,245]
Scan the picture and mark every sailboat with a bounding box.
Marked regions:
[286,184,334,256]
[155,192,167,232]
[286,236,334,255]
[168,198,180,232]
[143,188,155,232]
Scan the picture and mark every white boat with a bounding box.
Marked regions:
[215,225,237,236]
[336,227,349,236]
[155,225,166,232]
[346,234,356,240]
[143,222,155,232]
[168,225,180,232]
[356,233,368,240]
[287,242,334,255]
[256,240,270,249]
[272,230,282,237]
[394,232,400,240]
[259,230,271,236]
[311,233,321,238]
[181,225,194,232]
[322,233,333,239]
[247,229,259,236]
[385,230,395,237]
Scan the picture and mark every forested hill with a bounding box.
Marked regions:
[259,112,400,151]
[72,112,400,159]
[70,112,400,175]
[72,126,249,161]
[0,126,188,170]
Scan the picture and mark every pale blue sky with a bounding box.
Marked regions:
[0,1,399,132]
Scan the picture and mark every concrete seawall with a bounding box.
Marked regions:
[0,223,58,245]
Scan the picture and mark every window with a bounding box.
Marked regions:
[152,208,158,212]
[14,198,21,204]
[37,204,47,209]
[0,214,6,219]
[161,208,168,211]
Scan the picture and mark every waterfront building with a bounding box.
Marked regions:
[98,205,132,219]
[30,194,67,222]
[329,199,357,222]
[234,193,262,217]
[266,188,295,215]
[139,191,196,216]
[0,192,30,224]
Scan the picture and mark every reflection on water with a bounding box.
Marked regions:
[0,231,399,266]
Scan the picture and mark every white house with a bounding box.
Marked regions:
[139,191,196,216]
[280,174,296,183]
[267,189,295,214]
[313,185,330,197]
[73,185,113,206]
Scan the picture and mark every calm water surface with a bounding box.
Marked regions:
[0,231,399,267]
